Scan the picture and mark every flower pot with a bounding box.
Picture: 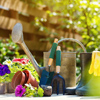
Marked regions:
[0,83,7,94]
[7,82,14,93]
[11,71,25,89]
[23,70,38,88]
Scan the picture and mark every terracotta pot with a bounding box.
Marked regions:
[11,71,25,89]
[7,82,14,93]
[23,70,38,88]
[0,83,7,94]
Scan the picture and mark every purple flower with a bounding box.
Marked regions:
[3,65,11,74]
[0,64,10,76]
[3,65,8,69]
[0,66,5,76]
[15,85,26,97]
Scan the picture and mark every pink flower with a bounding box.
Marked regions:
[15,85,26,97]
[12,58,29,64]
[0,64,3,67]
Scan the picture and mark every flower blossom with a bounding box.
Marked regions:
[15,85,26,97]
[3,59,12,66]
[25,83,34,90]
[0,64,10,76]
[12,58,29,64]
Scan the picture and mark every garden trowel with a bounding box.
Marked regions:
[39,38,58,86]
[51,46,65,95]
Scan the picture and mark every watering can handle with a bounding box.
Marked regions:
[57,38,87,53]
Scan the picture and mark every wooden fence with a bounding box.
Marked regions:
[0,0,82,61]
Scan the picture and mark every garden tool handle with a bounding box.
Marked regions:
[48,38,58,66]
[56,46,61,73]
[51,38,86,83]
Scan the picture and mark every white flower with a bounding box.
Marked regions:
[41,18,44,21]
[90,2,98,5]
[93,13,97,15]
[93,25,97,28]
[95,8,99,11]
[3,59,12,66]
[40,27,44,31]
[66,13,70,17]
[3,47,6,51]
[52,12,57,16]
[88,8,91,11]
[82,6,86,9]
[74,25,77,29]
[98,15,100,17]
[25,83,34,90]
[40,18,47,22]
[69,20,73,24]
[80,1,87,4]
[83,1,87,3]
[66,25,70,28]
[69,4,73,8]
[78,21,81,24]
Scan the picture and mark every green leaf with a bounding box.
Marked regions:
[87,41,95,47]
[80,16,85,20]
[8,73,15,79]
[37,87,44,97]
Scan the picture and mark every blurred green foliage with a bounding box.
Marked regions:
[21,0,100,52]
[0,37,19,63]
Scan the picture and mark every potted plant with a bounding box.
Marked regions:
[2,57,40,93]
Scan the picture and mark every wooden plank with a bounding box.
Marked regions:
[0,16,48,37]
[0,9,59,27]
[0,9,68,28]
[9,10,18,19]
[48,15,69,24]
[0,9,10,17]
[25,40,51,51]
[0,15,81,41]
[0,28,11,37]
[0,9,35,23]
[0,9,78,36]
[0,0,47,18]
[0,28,49,42]
[48,16,60,24]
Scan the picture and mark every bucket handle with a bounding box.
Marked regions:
[58,38,87,83]
[58,38,87,53]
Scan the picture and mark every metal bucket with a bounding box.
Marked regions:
[44,38,86,87]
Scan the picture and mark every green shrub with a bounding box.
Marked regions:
[0,37,19,63]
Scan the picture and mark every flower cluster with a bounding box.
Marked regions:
[0,64,11,76]
[15,84,44,97]
[2,58,39,83]
[12,58,29,64]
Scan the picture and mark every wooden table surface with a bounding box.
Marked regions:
[0,93,100,100]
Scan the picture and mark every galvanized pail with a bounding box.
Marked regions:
[44,38,86,88]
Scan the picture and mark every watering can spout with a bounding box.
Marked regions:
[11,23,45,77]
